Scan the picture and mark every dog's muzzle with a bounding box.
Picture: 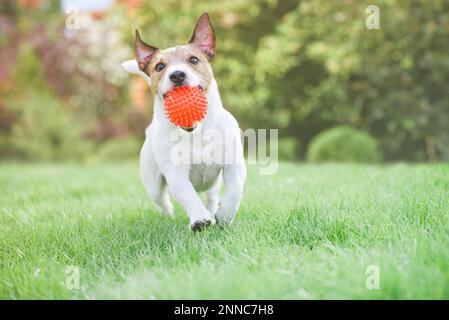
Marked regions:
[163,85,204,133]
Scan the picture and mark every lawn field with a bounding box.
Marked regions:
[1,162,448,299]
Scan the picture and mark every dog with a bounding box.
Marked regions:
[122,12,246,231]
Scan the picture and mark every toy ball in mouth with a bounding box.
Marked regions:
[164,86,208,130]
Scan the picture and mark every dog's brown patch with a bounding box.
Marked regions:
[145,45,213,96]
[135,13,216,96]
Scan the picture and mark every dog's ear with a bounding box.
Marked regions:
[188,12,216,61]
[121,59,151,84]
[135,29,158,72]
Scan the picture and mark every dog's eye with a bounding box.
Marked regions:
[189,56,199,65]
[155,63,165,72]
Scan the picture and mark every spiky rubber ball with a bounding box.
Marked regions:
[164,86,208,129]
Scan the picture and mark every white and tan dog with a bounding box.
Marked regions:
[122,13,246,231]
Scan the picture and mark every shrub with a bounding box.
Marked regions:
[95,136,141,162]
[9,90,93,161]
[277,137,302,161]
[4,45,92,161]
[306,126,382,163]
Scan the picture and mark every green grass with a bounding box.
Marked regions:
[1,162,449,299]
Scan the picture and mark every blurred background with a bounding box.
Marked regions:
[0,0,448,163]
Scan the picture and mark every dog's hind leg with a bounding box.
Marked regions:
[206,172,222,215]
[140,140,174,217]
[157,180,174,217]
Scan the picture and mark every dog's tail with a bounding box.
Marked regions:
[121,59,151,84]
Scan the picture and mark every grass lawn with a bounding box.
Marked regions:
[0,162,448,299]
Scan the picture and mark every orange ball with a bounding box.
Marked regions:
[164,86,208,128]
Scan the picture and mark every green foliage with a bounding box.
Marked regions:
[128,0,449,161]
[95,136,141,162]
[9,90,92,161]
[307,126,382,163]
[277,137,301,160]
[3,45,92,161]
[3,1,449,162]
[9,44,48,93]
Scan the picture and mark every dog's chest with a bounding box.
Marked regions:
[189,163,221,192]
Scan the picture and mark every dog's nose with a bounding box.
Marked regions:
[169,71,186,85]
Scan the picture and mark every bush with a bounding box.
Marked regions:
[307,126,382,163]
[95,136,141,162]
[3,45,92,161]
[9,90,93,161]
[277,137,302,161]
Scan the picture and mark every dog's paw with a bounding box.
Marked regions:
[189,208,215,231]
[215,216,232,227]
[214,205,236,227]
[191,219,213,232]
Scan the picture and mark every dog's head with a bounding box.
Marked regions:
[131,12,215,100]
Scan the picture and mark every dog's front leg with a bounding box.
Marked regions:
[215,163,246,226]
[164,165,215,231]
